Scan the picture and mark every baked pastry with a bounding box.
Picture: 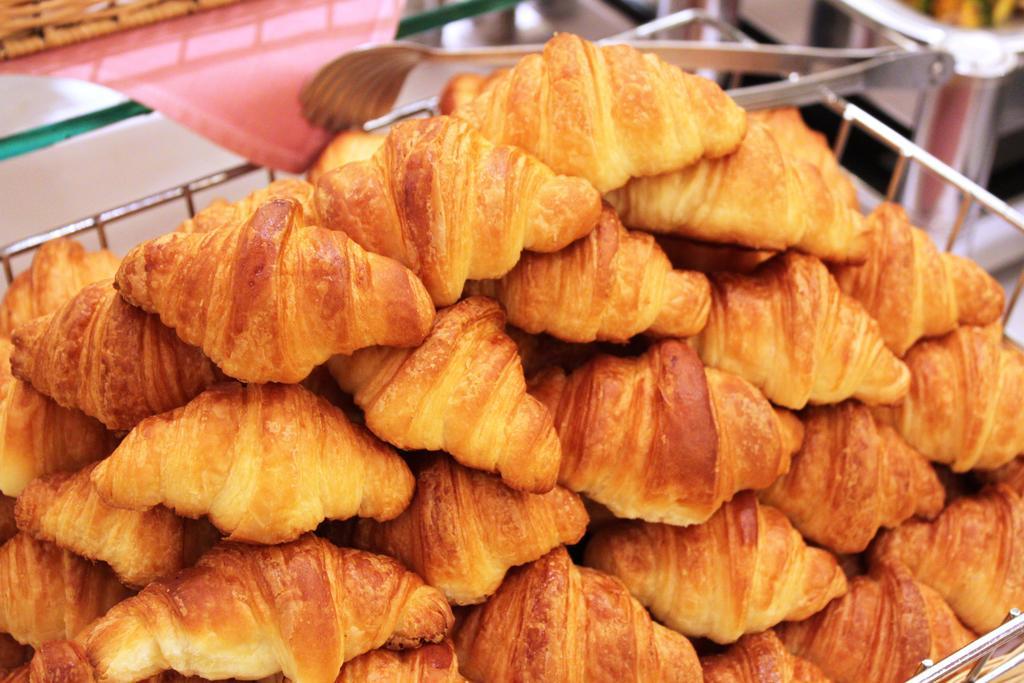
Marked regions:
[2,641,93,683]
[307,131,385,185]
[873,323,1024,471]
[832,203,1004,355]
[693,252,909,409]
[455,33,746,192]
[870,484,1024,633]
[90,383,415,544]
[438,72,503,115]
[14,464,208,588]
[315,115,602,305]
[0,336,115,496]
[606,122,869,262]
[453,547,703,683]
[0,239,119,336]
[343,454,588,605]
[761,402,944,553]
[584,492,848,644]
[506,327,597,378]
[82,536,453,683]
[10,281,220,431]
[466,206,711,342]
[985,456,1024,494]
[750,107,858,210]
[115,198,436,383]
[779,562,974,683]
[0,634,28,675]
[0,499,13,547]
[337,642,465,683]
[530,340,802,526]
[329,297,561,493]
[700,631,830,683]
[177,179,316,233]
[656,236,775,274]
[0,533,128,648]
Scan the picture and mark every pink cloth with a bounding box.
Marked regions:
[0,0,404,172]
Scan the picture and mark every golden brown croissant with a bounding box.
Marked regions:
[656,235,775,275]
[454,547,702,683]
[1,641,93,683]
[82,535,453,683]
[778,562,974,683]
[0,336,115,497]
[307,131,385,185]
[329,297,561,493]
[584,492,848,644]
[985,456,1024,494]
[0,498,13,546]
[10,281,220,431]
[749,107,859,210]
[0,239,120,336]
[14,464,197,588]
[116,198,436,383]
[606,122,869,263]
[529,340,802,526]
[90,383,414,544]
[315,115,602,306]
[832,203,1004,355]
[700,630,831,683]
[760,402,944,554]
[873,323,1024,471]
[455,33,746,193]
[693,252,909,409]
[437,71,504,116]
[870,484,1024,633]
[0,533,129,648]
[466,206,711,342]
[337,642,465,683]
[343,454,588,605]
[176,179,317,233]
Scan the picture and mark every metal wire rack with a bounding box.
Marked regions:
[2,9,1023,682]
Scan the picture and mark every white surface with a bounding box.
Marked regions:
[0,76,128,138]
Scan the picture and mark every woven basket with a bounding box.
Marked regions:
[0,0,243,60]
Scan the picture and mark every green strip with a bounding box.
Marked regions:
[0,0,523,161]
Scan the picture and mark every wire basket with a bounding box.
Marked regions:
[1,8,1023,682]
[0,0,243,60]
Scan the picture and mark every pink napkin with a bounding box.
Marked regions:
[0,0,404,172]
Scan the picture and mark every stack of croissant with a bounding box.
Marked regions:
[0,32,1021,683]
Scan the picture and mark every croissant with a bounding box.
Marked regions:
[343,454,588,605]
[90,383,414,544]
[438,72,504,115]
[337,642,465,683]
[116,198,436,383]
[985,456,1024,494]
[584,492,848,644]
[529,339,802,526]
[832,203,1004,355]
[779,562,974,683]
[455,33,746,193]
[315,115,602,305]
[749,107,859,210]
[0,336,115,497]
[506,326,598,378]
[760,402,944,554]
[454,547,702,683]
[176,179,317,233]
[656,235,775,274]
[870,484,1024,633]
[328,297,561,493]
[0,239,120,336]
[1,641,94,683]
[81,535,453,683]
[14,464,199,588]
[466,206,711,342]
[307,131,385,185]
[873,323,1024,470]
[0,499,12,548]
[700,631,830,683]
[693,252,909,409]
[10,282,220,431]
[0,533,129,648]
[606,122,869,263]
